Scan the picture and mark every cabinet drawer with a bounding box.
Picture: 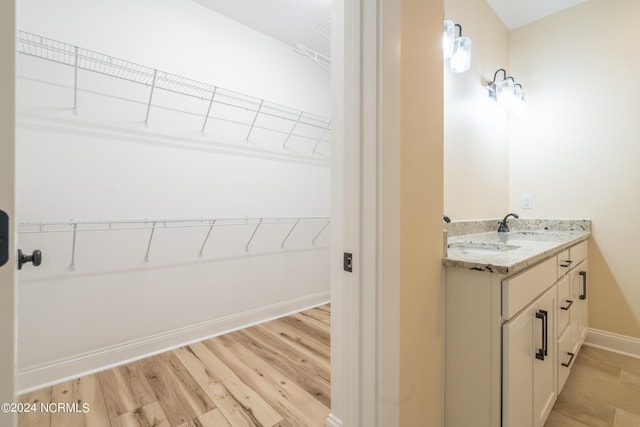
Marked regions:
[557,275,572,334]
[557,241,588,277]
[557,249,571,277]
[570,241,588,266]
[502,257,557,320]
[558,325,577,393]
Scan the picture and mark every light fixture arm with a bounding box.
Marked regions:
[455,23,463,37]
[488,68,508,86]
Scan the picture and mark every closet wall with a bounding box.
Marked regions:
[16,0,331,391]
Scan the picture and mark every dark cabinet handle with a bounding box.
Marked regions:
[561,300,574,311]
[579,271,587,300]
[560,260,573,268]
[0,210,8,267]
[535,310,547,361]
[541,310,548,356]
[561,352,575,368]
[18,249,42,270]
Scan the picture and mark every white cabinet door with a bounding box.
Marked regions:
[572,260,589,344]
[503,286,557,427]
[533,287,557,427]
[503,302,536,427]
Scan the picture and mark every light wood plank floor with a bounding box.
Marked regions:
[19,304,331,427]
[546,345,640,427]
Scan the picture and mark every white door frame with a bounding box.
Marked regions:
[0,1,17,427]
[329,0,401,426]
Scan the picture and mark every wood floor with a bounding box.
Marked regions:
[546,345,640,427]
[18,304,331,427]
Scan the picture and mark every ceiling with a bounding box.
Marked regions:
[487,0,589,29]
[192,0,590,46]
[192,0,330,47]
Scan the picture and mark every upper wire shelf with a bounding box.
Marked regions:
[17,31,332,155]
[294,15,331,72]
[17,216,331,233]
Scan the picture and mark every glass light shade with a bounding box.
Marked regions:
[513,85,522,107]
[450,36,471,73]
[495,78,515,108]
[443,20,455,60]
[513,90,528,114]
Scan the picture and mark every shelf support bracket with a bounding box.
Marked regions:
[144,221,157,263]
[283,111,304,150]
[246,99,264,142]
[69,223,78,271]
[201,87,218,133]
[72,46,79,115]
[144,69,158,126]
[198,220,216,257]
[312,220,330,245]
[281,217,301,248]
[312,119,331,155]
[245,218,263,252]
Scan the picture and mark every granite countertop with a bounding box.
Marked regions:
[442,219,591,275]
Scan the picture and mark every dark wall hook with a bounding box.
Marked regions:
[18,249,42,270]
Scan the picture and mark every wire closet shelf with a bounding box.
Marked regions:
[17,31,332,154]
[18,216,331,270]
[294,15,331,72]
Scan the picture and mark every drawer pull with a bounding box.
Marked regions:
[560,300,574,311]
[579,271,587,300]
[561,352,575,368]
[560,260,573,268]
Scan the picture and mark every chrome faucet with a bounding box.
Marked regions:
[498,213,519,232]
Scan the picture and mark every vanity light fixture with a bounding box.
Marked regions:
[443,20,455,60]
[487,68,527,112]
[450,24,471,73]
[443,20,471,72]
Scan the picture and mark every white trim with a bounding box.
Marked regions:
[584,328,640,359]
[329,0,363,425]
[359,0,380,423]
[330,0,394,425]
[326,413,344,427]
[17,291,330,393]
[0,2,17,427]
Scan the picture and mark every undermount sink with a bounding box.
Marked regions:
[448,241,520,255]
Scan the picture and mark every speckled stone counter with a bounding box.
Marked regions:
[443,219,591,275]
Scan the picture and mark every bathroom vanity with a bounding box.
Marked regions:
[443,219,590,427]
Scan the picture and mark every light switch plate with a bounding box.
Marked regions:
[522,194,533,209]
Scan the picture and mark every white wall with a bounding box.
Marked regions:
[509,0,640,339]
[444,0,510,220]
[16,0,331,391]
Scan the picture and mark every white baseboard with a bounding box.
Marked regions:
[584,328,640,359]
[17,291,330,393]
[326,413,343,427]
